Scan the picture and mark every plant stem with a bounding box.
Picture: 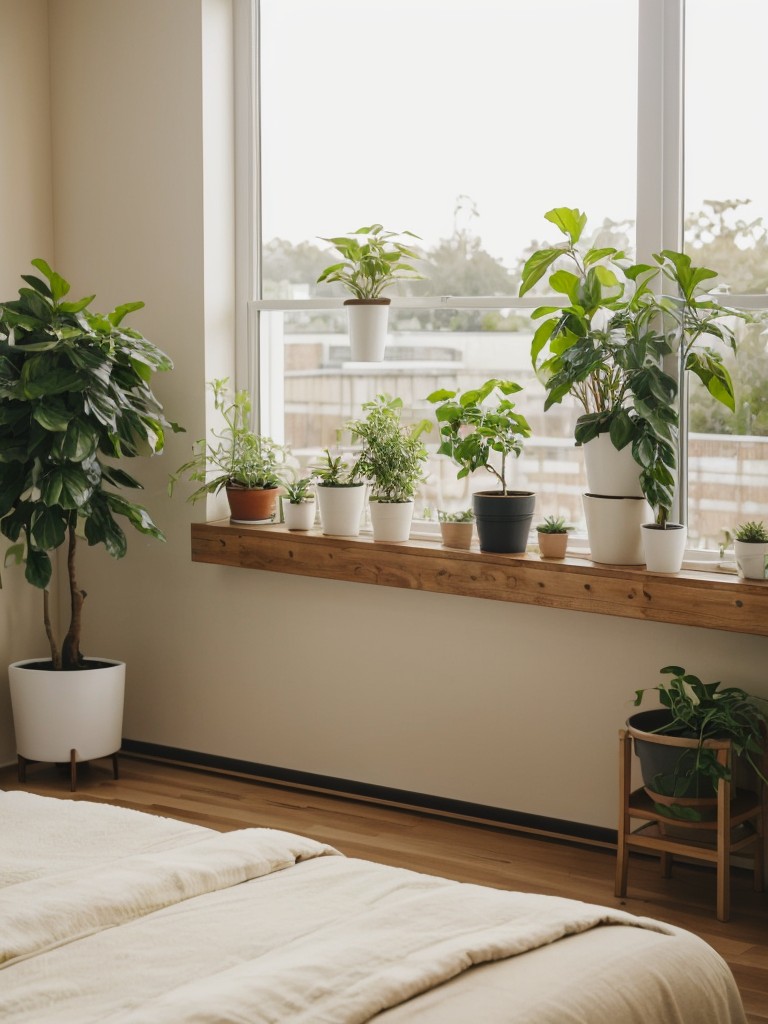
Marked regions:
[43,589,61,670]
[61,519,86,670]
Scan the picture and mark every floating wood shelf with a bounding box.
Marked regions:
[191,521,768,637]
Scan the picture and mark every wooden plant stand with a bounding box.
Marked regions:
[17,750,120,793]
[615,729,765,922]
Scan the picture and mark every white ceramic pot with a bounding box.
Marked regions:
[642,523,687,573]
[283,499,316,530]
[582,433,643,498]
[582,493,650,565]
[734,540,768,580]
[9,658,125,763]
[316,484,365,536]
[369,499,414,542]
[344,299,390,361]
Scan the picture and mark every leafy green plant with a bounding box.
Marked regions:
[280,474,314,504]
[537,515,570,534]
[311,449,360,487]
[734,520,768,543]
[426,379,531,495]
[438,508,474,523]
[316,224,424,300]
[0,259,178,670]
[347,394,430,503]
[634,665,768,808]
[169,379,286,501]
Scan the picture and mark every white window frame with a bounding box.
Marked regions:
[234,0,764,534]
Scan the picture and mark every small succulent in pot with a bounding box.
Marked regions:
[536,515,569,534]
[733,520,768,580]
[437,509,474,524]
[281,474,314,504]
[311,449,361,487]
[437,509,474,549]
[734,520,768,544]
[536,515,571,558]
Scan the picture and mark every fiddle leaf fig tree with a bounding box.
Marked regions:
[0,259,179,670]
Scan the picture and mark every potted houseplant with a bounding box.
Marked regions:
[536,515,571,559]
[280,473,316,531]
[0,259,178,788]
[732,520,768,580]
[311,448,365,537]
[437,509,474,550]
[347,394,430,543]
[638,250,750,572]
[427,379,534,553]
[519,207,674,564]
[316,224,424,361]
[629,665,767,822]
[169,379,286,524]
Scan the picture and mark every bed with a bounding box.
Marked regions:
[0,790,747,1024]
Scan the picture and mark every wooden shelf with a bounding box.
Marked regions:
[191,520,768,637]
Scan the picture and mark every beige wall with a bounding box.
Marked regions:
[2,0,767,832]
[0,0,55,760]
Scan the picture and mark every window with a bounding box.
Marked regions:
[240,0,766,548]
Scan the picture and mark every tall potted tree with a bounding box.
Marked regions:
[427,379,534,553]
[0,259,178,788]
[316,224,424,361]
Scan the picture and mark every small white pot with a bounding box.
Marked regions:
[734,540,768,580]
[582,493,650,565]
[283,499,316,530]
[369,499,414,542]
[9,658,125,763]
[582,432,643,498]
[642,523,687,573]
[316,484,365,536]
[344,299,390,361]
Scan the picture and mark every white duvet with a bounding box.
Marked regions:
[0,791,747,1024]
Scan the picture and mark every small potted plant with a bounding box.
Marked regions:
[280,473,316,531]
[347,394,430,543]
[0,259,178,786]
[628,665,767,822]
[437,509,474,550]
[316,224,424,361]
[536,515,571,559]
[427,378,534,553]
[311,448,365,537]
[169,379,286,523]
[733,520,768,580]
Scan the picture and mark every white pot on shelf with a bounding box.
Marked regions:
[369,499,414,542]
[344,299,390,361]
[9,658,125,764]
[734,540,768,580]
[283,499,316,531]
[581,433,643,498]
[642,523,687,573]
[582,493,650,565]
[316,484,365,536]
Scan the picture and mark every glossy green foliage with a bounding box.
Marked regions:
[316,224,424,300]
[347,394,430,503]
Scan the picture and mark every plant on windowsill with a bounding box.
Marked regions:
[732,520,768,580]
[437,508,474,550]
[310,448,365,538]
[628,665,768,821]
[0,259,178,785]
[316,224,424,361]
[347,394,431,543]
[279,473,316,531]
[536,515,571,559]
[169,378,286,524]
[426,378,534,554]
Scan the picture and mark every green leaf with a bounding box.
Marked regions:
[33,398,74,432]
[544,207,587,244]
[25,547,52,589]
[30,507,67,550]
[519,248,564,297]
[40,465,93,509]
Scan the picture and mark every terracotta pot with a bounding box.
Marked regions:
[537,531,568,558]
[226,486,279,523]
[440,521,474,549]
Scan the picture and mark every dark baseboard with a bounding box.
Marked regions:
[121,738,618,849]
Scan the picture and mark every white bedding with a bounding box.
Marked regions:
[0,790,748,1024]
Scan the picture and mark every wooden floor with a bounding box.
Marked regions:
[2,754,767,1022]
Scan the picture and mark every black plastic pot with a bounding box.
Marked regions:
[472,490,535,554]
[627,709,713,802]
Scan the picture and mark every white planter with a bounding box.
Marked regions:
[369,499,414,542]
[642,523,687,573]
[582,433,643,498]
[316,484,365,536]
[734,540,768,580]
[582,493,650,565]
[9,658,125,763]
[283,499,316,530]
[344,299,390,361]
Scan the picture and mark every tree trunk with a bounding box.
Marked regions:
[61,520,86,670]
